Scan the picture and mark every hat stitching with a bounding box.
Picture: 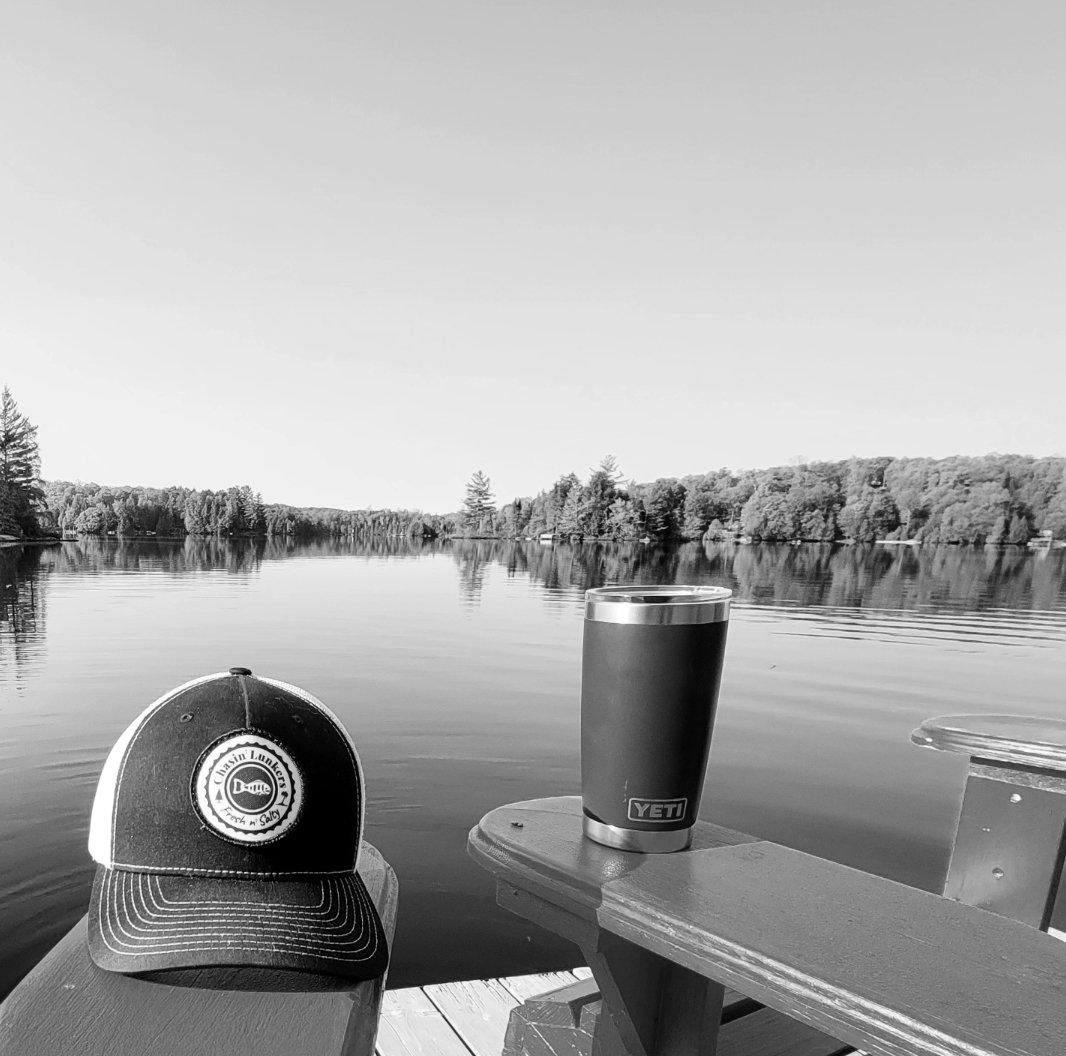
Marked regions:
[258,676,363,872]
[92,672,385,974]
[109,862,352,877]
[98,871,378,959]
[90,672,224,867]
[111,703,173,861]
[134,874,330,913]
[109,673,226,862]
[135,874,355,930]
[133,875,374,937]
[105,874,361,946]
[238,674,252,729]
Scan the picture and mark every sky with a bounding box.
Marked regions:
[2,3,1064,514]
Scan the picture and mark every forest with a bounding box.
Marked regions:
[464,454,1066,545]
[34,452,1066,546]
[4,383,1065,546]
[38,481,451,541]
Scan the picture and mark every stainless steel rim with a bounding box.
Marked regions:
[582,816,692,853]
[584,585,731,625]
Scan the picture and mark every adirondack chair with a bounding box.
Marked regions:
[0,843,398,1056]
[469,715,1066,1056]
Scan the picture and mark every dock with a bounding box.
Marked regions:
[377,970,848,1056]
[378,971,592,1056]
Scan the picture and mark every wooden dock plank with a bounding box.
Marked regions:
[381,971,859,1056]
[377,987,474,1056]
[377,976,583,1056]
[497,972,583,1003]
[422,978,534,1056]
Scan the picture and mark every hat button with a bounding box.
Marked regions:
[229,667,253,676]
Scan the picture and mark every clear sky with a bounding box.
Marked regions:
[3,3,1063,514]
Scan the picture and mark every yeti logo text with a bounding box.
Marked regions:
[627,797,687,823]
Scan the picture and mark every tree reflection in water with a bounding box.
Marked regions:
[0,547,47,686]
[3,540,1064,682]
[448,539,1066,614]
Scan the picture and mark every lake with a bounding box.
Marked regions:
[2,537,1066,999]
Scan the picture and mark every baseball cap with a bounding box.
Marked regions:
[86,668,389,980]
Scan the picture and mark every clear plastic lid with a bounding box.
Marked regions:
[584,585,731,625]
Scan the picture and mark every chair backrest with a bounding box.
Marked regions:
[913,713,1066,935]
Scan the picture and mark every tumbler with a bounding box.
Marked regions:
[580,585,731,852]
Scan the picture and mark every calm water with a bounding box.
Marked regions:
[2,537,1066,999]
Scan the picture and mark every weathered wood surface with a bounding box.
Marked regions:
[502,973,847,1056]
[379,985,476,1056]
[377,972,592,1056]
[422,975,583,1056]
[468,796,758,920]
[0,842,399,1056]
[469,796,1066,1056]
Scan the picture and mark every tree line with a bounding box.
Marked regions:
[463,453,1066,544]
[28,454,1066,545]
[40,481,450,540]
[3,383,1065,546]
[445,536,1066,611]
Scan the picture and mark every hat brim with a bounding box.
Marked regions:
[87,866,388,981]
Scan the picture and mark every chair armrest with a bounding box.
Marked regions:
[599,840,1066,1056]
[911,714,1066,771]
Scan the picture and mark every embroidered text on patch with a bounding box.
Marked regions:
[193,734,303,843]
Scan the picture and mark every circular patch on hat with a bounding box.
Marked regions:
[193,733,303,844]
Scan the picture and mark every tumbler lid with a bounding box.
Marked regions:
[584,585,731,625]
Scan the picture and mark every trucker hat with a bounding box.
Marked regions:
[86,668,389,980]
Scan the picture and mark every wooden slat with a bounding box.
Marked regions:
[499,969,841,1056]
[423,978,527,1056]
[718,1007,850,1056]
[377,987,474,1056]
[602,842,1066,1056]
[381,972,847,1056]
[471,798,1066,1056]
[497,972,583,1002]
[469,796,757,920]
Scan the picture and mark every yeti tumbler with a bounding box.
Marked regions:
[581,585,731,852]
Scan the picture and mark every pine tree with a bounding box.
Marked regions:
[0,386,44,538]
[557,485,584,535]
[582,456,623,536]
[462,471,495,531]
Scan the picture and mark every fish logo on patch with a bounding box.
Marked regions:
[193,733,303,844]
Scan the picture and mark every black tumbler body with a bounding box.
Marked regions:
[580,586,731,852]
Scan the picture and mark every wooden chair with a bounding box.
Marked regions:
[0,843,398,1056]
[470,715,1066,1056]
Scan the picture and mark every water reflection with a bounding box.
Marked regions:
[448,539,1066,614]
[5,540,1065,691]
[3,537,1066,1002]
[454,539,496,602]
[42,534,442,575]
[29,537,1066,614]
[0,547,47,688]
